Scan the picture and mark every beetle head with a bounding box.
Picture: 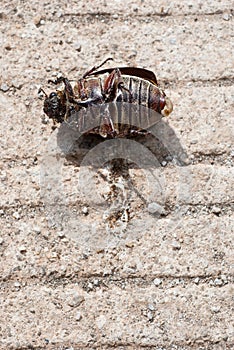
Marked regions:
[43,91,67,123]
[38,88,67,123]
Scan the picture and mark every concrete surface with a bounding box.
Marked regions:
[0,1,233,349]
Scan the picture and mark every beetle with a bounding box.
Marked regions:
[39,58,173,137]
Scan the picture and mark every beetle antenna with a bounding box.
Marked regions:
[83,57,114,78]
[38,87,48,98]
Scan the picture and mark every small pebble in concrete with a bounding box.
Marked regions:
[75,311,82,321]
[87,282,93,291]
[147,303,155,311]
[222,13,230,21]
[14,281,21,289]
[0,83,9,92]
[82,206,89,215]
[171,240,181,250]
[13,211,21,220]
[148,202,164,215]
[11,80,23,89]
[73,41,82,52]
[33,226,41,234]
[153,278,162,286]
[147,311,154,321]
[169,38,177,45]
[57,231,65,238]
[214,278,223,286]
[211,306,221,313]
[67,293,84,308]
[96,315,107,329]
[19,246,27,253]
[211,206,221,214]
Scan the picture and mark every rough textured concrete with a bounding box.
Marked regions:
[0,1,233,349]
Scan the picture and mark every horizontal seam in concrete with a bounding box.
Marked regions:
[1,340,234,350]
[61,10,230,18]
[0,202,233,216]
[1,274,233,287]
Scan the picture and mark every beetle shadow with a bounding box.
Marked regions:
[56,102,189,169]
[43,102,191,233]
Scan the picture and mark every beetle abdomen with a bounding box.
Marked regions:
[116,76,169,115]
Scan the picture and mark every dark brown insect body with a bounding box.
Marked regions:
[39,58,173,137]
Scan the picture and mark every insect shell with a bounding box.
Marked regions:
[39,59,173,138]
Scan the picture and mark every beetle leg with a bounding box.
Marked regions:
[118,82,133,101]
[83,58,113,78]
[128,128,151,137]
[48,76,75,97]
[100,115,117,138]
[102,68,123,102]
[84,127,100,136]
[99,105,117,138]
[103,69,134,102]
